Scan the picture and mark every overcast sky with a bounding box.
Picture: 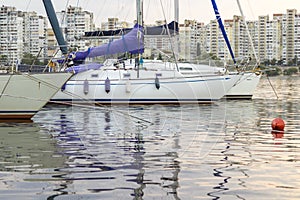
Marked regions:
[1,0,299,26]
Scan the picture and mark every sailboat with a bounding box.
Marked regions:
[211,0,262,99]
[0,71,72,119]
[45,0,241,104]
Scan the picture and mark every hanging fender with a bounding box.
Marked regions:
[155,76,160,90]
[61,83,66,91]
[105,77,111,93]
[83,79,89,95]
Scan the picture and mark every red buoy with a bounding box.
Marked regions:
[271,118,285,131]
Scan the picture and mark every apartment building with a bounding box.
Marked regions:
[22,11,48,61]
[1,4,300,66]
[202,9,300,65]
[101,18,130,30]
[56,6,95,51]
[0,6,48,65]
[178,20,205,62]
[270,14,283,62]
[0,6,23,65]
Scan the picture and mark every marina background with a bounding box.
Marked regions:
[0,75,299,199]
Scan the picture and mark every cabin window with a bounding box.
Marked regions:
[156,73,162,77]
[123,73,130,78]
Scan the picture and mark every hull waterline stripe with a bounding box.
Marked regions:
[65,77,231,86]
[51,98,218,102]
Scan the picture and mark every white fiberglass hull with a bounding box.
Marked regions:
[52,68,241,104]
[178,63,262,100]
[224,72,261,99]
[0,72,72,119]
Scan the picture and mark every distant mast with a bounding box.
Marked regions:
[174,0,179,23]
[211,0,237,65]
[174,0,179,61]
[136,0,143,78]
[136,0,143,26]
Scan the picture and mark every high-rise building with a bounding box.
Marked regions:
[56,6,95,51]
[0,6,48,65]
[282,9,300,65]
[22,11,48,62]
[0,6,23,65]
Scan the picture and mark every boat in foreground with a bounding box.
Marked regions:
[0,72,72,119]
[43,0,241,104]
[52,59,241,104]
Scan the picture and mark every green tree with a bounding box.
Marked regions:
[0,55,8,64]
[158,53,162,60]
[21,53,43,65]
[265,67,281,76]
[293,55,298,66]
[283,67,298,75]
[270,58,277,66]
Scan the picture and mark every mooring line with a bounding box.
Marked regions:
[266,75,279,99]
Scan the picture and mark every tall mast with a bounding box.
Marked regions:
[174,0,179,62]
[136,0,143,25]
[236,0,260,67]
[174,0,179,23]
[136,0,143,78]
[42,0,68,55]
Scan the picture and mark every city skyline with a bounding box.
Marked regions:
[1,0,300,26]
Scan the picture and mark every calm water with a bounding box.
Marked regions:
[0,76,299,200]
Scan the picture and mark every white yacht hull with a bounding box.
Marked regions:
[224,72,261,99]
[52,68,241,104]
[177,62,262,100]
[0,72,72,119]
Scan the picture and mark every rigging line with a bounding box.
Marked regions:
[25,0,32,12]
[18,72,71,92]
[159,0,179,72]
[246,0,256,20]
[266,75,279,99]
[62,0,70,25]
[0,93,59,103]
[76,0,80,7]
[12,69,153,126]
[24,72,153,125]
[50,99,196,124]
[0,74,12,99]
[236,0,259,67]
[50,100,153,125]
[144,0,151,23]
[93,0,107,26]
[18,70,153,125]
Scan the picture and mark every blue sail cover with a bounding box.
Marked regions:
[73,24,144,61]
[84,21,178,37]
[65,63,103,73]
[211,0,236,64]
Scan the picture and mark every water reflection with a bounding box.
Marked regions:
[0,76,299,199]
[271,130,284,139]
[34,105,183,199]
[0,123,65,172]
[33,102,227,199]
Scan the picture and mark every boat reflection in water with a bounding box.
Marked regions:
[33,101,227,199]
[0,122,67,199]
[0,76,299,199]
[0,123,66,171]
